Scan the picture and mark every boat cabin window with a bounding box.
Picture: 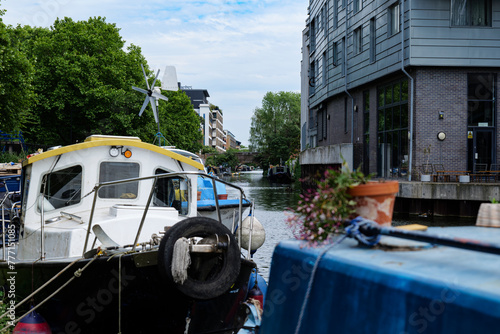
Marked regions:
[98,162,139,199]
[153,169,189,215]
[38,165,82,212]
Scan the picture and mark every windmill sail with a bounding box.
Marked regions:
[132,64,168,125]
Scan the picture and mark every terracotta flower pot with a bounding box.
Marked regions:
[347,181,399,227]
[476,203,500,227]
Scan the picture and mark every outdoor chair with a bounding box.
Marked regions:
[473,163,488,182]
[490,164,500,182]
[421,164,434,175]
[410,166,420,181]
[475,163,488,172]
[433,164,445,181]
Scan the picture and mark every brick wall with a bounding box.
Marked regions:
[414,67,469,170]
[414,67,500,170]
[310,67,500,175]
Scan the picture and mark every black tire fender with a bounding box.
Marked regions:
[158,217,241,300]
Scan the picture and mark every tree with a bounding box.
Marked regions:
[1,14,203,151]
[0,2,34,132]
[14,17,151,146]
[205,149,240,170]
[249,91,300,165]
[151,89,203,153]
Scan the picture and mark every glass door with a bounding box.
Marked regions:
[468,128,494,172]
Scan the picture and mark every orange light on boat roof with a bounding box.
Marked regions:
[123,149,132,158]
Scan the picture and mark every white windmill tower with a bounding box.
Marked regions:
[132,64,178,145]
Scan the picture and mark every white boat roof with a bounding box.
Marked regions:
[23,135,204,171]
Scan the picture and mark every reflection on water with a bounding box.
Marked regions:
[224,170,299,280]
[224,171,476,280]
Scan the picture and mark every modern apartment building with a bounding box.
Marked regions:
[301,0,500,179]
[224,130,238,150]
[181,84,227,152]
[210,106,226,152]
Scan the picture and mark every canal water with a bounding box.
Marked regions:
[224,170,476,281]
[224,170,298,280]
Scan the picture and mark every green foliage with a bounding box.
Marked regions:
[201,146,218,154]
[0,17,202,150]
[0,151,24,163]
[0,289,13,333]
[150,89,203,152]
[0,17,34,132]
[491,198,499,204]
[286,161,373,245]
[14,17,149,145]
[249,91,300,166]
[205,149,240,170]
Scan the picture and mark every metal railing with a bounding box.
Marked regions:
[1,179,21,261]
[78,171,248,256]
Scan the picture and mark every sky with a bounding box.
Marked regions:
[1,0,308,147]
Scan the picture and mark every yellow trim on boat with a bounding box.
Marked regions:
[395,224,428,231]
[23,136,204,170]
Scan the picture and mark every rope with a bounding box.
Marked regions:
[345,216,381,247]
[117,254,124,334]
[184,308,191,334]
[0,257,83,322]
[294,217,381,334]
[172,237,191,284]
[0,254,100,333]
[294,234,348,334]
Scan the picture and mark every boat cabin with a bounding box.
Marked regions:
[17,135,205,261]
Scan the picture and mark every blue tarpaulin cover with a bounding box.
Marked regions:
[0,175,21,192]
[261,226,500,334]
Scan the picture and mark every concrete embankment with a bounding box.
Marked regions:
[396,181,500,217]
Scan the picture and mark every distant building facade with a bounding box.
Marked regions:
[301,0,500,179]
[224,130,238,150]
[210,107,226,152]
[181,84,226,152]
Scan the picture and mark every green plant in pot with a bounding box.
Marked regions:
[286,161,399,246]
[286,162,370,245]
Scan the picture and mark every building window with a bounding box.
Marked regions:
[318,108,327,141]
[309,107,316,131]
[377,80,409,178]
[309,60,316,95]
[451,0,491,27]
[344,97,348,133]
[321,3,327,31]
[468,73,496,127]
[354,27,362,55]
[354,0,362,13]
[310,17,316,52]
[333,41,339,66]
[341,37,346,76]
[363,90,370,175]
[388,3,400,36]
[322,52,327,86]
[370,17,376,63]
[333,0,338,28]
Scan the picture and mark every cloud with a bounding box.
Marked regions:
[2,0,307,146]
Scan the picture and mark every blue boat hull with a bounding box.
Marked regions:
[261,227,500,334]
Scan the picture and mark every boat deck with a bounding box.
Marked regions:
[261,226,500,334]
